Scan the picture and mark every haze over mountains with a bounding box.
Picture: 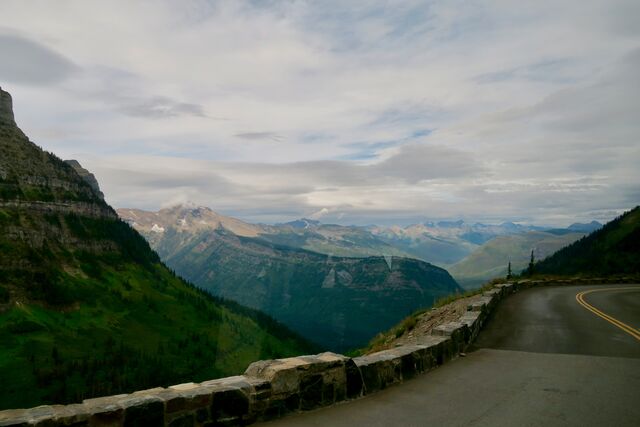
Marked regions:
[0,87,314,409]
[119,204,600,289]
[448,230,591,287]
[118,205,462,351]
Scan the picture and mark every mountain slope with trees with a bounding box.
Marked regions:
[532,206,640,276]
[0,87,314,410]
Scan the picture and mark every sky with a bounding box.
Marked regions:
[0,0,638,226]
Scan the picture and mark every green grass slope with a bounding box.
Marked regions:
[0,88,314,410]
[532,206,640,276]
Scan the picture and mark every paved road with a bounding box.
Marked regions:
[259,284,640,427]
[474,284,640,357]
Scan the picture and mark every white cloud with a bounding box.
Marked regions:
[309,208,331,220]
[0,0,638,226]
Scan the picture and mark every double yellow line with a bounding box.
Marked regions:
[575,287,640,342]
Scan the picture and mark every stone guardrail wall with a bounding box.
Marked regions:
[0,278,630,426]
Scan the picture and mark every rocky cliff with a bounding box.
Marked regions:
[64,159,105,199]
[0,86,15,126]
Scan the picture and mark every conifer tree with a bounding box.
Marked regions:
[527,250,535,276]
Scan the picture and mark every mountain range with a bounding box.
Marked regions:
[0,87,314,410]
[119,203,600,289]
[117,206,462,352]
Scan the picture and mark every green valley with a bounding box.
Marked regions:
[118,206,463,352]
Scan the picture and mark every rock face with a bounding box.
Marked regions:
[0,87,111,217]
[64,159,105,199]
[0,86,15,125]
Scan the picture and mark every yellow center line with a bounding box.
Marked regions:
[575,287,640,342]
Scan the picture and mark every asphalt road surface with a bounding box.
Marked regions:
[259,284,640,427]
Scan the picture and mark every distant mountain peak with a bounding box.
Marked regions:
[567,220,602,231]
[284,218,321,229]
[436,219,464,228]
[499,221,521,230]
[118,205,263,237]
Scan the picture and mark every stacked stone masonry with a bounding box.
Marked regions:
[1,277,632,426]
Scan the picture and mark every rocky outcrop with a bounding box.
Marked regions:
[0,86,15,126]
[64,160,105,199]
[0,200,114,219]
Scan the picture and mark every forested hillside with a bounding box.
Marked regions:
[0,87,315,410]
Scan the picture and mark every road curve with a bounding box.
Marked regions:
[474,284,640,357]
[258,284,640,427]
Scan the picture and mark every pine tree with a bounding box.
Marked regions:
[527,250,535,276]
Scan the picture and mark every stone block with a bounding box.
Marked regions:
[167,413,193,427]
[459,311,481,327]
[393,345,426,379]
[345,358,364,399]
[245,352,351,419]
[468,297,491,312]
[413,335,450,367]
[210,387,250,425]
[482,290,500,306]
[432,321,464,337]
[353,350,402,395]
[131,388,164,396]
[163,384,212,414]
[459,311,483,342]
[245,359,306,396]
[0,409,29,427]
[120,395,164,427]
[495,282,514,292]
[432,321,469,355]
[299,374,323,410]
[49,404,91,426]
[0,419,29,427]
[259,394,300,422]
[0,405,87,427]
[84,395,126,426]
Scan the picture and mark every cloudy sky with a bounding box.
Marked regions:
[1,0,638,226]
